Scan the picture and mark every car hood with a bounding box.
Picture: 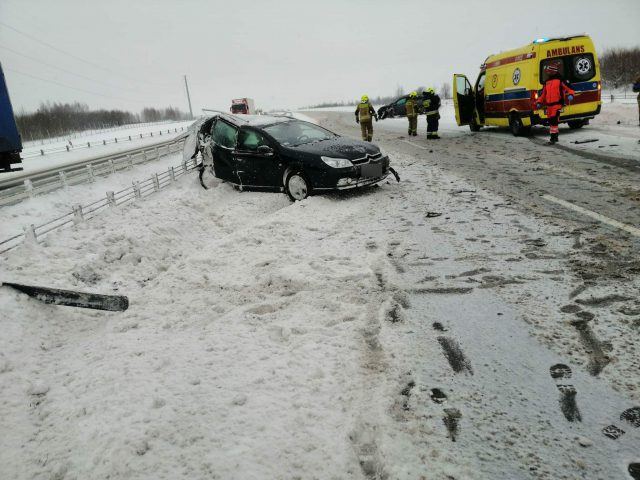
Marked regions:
[287,137,380,160]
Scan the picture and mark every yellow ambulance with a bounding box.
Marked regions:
[453,34,602,135]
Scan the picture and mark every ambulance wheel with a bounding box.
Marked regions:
[568,120,586,129]
[509,114,528,136]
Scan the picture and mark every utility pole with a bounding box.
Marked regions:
[184,75,193,119]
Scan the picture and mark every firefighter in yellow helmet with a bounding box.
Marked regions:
[406,91,419,136]
[422,87,441,139]
[355,95,378,142]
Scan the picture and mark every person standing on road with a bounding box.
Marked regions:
[633,74,640,126]
[406,91,419,136]
[422,88,441,139]
[355,95,378,142]
[536,62,575,144]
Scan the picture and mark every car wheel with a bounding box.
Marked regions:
[509,113,529,136]
[285,171,310,201]
[568,120,585,129]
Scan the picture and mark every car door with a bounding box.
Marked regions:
[234,127,282,188]
[393,97,407,116]
[453,74,475,126]
[210,118,239,182]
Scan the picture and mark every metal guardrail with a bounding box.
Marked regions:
[22,126,188,159]
[0,154,200,255]
[0,135,189,206]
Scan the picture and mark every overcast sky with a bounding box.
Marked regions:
[1,0,638,115]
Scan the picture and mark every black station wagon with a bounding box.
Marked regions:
[193,114,393,201]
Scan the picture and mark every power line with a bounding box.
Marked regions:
[0,44,162,102]
[0,21,175,89]
[5,67,157,106]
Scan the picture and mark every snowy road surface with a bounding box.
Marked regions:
[1,105,639,479]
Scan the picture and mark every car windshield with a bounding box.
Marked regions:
[263,120,337,146]
[231,104,247,113]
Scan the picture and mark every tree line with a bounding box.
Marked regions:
[305,83,451,109]
[599,47,640,89]
[15,102,191,142]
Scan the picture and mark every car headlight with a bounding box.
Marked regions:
[321,156,353,168]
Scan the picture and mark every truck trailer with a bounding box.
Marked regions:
[0,63,24,172]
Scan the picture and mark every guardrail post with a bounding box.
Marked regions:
[59,171,68,191]
[142,150,147,162]
[109,159,116,174]
[182,159,188,173]
[86,164,95,182]
[150,132,153,137]
[72,205,84,224]
[66,145,70,152]
[106,191,116,207]
[24,179,34,198]
[129,135,132,141]
[114,137,118,143]
[87,142,91,148]
[169,166,175,182]
[127,154,133,169]
[133,181,141,199]
[23,224,37,245]
[155,147,159,159]
[40,149,44,156]
[140,133,143,139]
[152,174,160,191]
[103,140,106,145]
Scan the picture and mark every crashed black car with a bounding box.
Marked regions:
[377,94,415,120]
[193,114,396,201]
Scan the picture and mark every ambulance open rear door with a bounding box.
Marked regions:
[452,74,475,126]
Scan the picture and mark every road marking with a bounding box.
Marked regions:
[400,139,429,150]
[542,194,640,237]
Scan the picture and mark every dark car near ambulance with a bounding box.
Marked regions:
[199,114,392,200]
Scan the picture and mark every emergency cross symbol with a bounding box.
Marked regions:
[575,57,592,76]
[512,68,521,85]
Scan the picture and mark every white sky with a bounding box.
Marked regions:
[1,0,638,114]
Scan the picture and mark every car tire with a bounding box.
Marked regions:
[509,113,529,136]
[285,171,310,201]
[568,120,585,129]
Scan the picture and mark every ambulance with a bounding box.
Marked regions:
[453,34,601,136]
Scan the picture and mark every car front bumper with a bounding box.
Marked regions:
[312,156,391,191]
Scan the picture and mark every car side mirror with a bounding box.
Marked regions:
[257,145,274,155]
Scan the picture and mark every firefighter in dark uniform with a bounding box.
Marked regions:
[355,95,378,142]
[536,62,576,144]
[406,91,419,136]
[422,88,441,139]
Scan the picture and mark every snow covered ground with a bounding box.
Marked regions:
[1,114,639,478]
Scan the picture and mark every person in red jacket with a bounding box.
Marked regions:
[537,62,576,144]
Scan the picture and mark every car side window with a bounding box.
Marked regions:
[237,129,267,152]
[212,120,238,149]
[396,98,407,106]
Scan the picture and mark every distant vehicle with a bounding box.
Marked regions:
[453,34,602,136]
[231,98,256,115]
[197,114,393,200]
[377,94,414,120]
[0,63,23,172]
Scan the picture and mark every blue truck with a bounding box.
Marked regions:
[0,63,24,172]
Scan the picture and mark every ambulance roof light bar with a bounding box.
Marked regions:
[533,38,549,44]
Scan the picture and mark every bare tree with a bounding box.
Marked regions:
[600,47,640,89]
[440,83,452,100]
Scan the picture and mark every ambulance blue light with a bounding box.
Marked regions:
[533,38,549,44]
